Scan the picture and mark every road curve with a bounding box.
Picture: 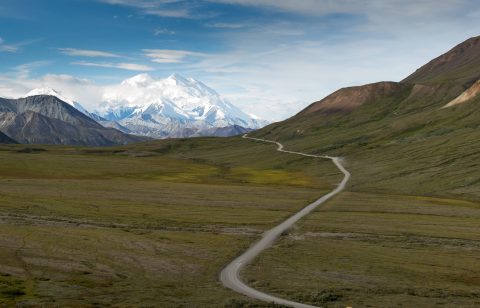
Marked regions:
[219,134,351,308]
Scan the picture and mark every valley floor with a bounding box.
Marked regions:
[0,136,479,307]
[0,138,339,307]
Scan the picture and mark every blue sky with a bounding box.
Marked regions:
[1,0,480,120]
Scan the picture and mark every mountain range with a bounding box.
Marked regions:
[0,74,268,145]
[24,74,267,139]
[0,95,146,146]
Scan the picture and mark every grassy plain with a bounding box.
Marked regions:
[0,137,340,307]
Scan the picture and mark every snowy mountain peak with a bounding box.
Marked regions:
[26,87,75,105]
[167,73,185,81]
[121,73,154,87]
[24,87,91,116]
[96,73,269,138]
[164,73,191,87]
[26,87,60,97]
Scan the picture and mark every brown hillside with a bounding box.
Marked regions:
[299,82,406,115]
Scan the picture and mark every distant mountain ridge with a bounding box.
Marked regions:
[25,87,107,122]
[0,95,146,146]
[23,74,268,139]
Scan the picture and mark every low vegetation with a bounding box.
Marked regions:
[244,192,480,307]
[0,137,340,306]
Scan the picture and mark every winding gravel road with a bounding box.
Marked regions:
[219,134,351,308]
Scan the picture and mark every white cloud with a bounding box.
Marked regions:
[153,28,175,36]
[59,48,121,58]
[145,8,190,17]
[209,0,469,18]
[100,0,181,7]
[100,0,197,18]
[208,0,352,15]
[205,22,246,29]
[72,61,154,71]
[0,72,103,111]
[13,61,51,79]
[143,49,206,63]
[0,37,19,52]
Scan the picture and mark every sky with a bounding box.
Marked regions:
[1,0,480,121]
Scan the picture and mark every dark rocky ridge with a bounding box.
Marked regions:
[0,95,147,146]
[0,131,17,144]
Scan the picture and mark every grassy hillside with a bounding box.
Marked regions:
[253,37,480,202]
[253,84,480,201]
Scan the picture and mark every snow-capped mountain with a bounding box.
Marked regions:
[22,74,268,139]
[94,73,268,138]
[24,87,105,121]
[6,92,145,146]
[26,88,90,115]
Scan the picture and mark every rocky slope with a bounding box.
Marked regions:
[443,79,480,108]
[0,131,17,144]
[0,95,146,146]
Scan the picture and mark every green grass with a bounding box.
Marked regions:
[243,192,480,307]
[0,223,252,306]
[0,138,340,306]
[255,85,480,200]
